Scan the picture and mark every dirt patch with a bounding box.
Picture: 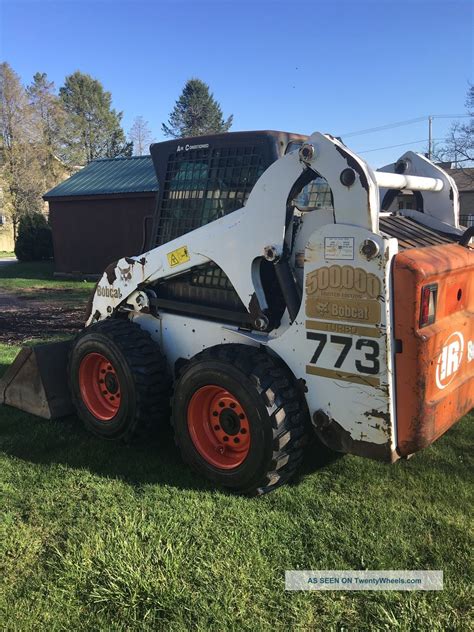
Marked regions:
[0,291,86,344]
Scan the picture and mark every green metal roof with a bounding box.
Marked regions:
[44,156,158,199]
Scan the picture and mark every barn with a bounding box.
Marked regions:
[44,156,158,276]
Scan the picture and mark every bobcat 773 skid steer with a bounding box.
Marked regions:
[1,130,473,495]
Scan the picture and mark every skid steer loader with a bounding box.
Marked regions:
[1,130,473,495]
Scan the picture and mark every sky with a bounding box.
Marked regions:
[0,0,472,166]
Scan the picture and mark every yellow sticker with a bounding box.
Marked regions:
[167,246,190,267]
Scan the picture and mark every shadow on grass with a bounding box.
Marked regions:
[2,349,471,495]
[0,260,55,281]
[2,393,471,494]
[0,405,216,493]
[0,261,94,290]
[0,357,338,495]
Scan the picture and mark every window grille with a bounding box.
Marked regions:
[191,261,233,290]
[460,214,474,227]
[155,145,265,246]
[294,177,333,210]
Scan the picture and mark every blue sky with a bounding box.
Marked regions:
[1,0,472,165]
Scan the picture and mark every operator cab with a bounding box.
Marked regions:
[149,131,308,248]
[147,131,308,329]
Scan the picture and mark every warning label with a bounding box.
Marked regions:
[167,246,190,267]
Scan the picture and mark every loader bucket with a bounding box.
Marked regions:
[0,340,74,419]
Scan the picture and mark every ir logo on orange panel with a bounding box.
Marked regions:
[435,332,464,390]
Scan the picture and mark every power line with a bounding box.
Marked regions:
[341,114,469,139]
[432,114,470,119]
[342,117,426,138]
[358,138,444,154]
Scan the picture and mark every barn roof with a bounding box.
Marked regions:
[44,156,158,199]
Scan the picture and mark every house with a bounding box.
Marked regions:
[44,156,158,276]
[0,186,14,252]
[0,213,14,252]
[386,166,474,227]
[447,167,474,226]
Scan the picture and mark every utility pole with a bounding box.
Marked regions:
[428,115,433,160]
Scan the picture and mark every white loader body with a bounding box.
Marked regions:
[86,132,467,462]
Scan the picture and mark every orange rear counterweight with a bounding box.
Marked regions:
[393,243,474,456]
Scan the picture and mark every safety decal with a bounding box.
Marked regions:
[167,246,190,267]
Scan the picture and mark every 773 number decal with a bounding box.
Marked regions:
[307,332,380,375]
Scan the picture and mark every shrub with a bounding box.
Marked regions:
[14,212,53,261]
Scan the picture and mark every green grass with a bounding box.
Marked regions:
[0,263,472,629]
[0,261,94,295]
[0,251,15,258]
[0,339,472,630]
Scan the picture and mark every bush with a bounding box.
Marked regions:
[14,212,53,261]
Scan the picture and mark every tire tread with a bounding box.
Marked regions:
[69,319,170,441]
[173,343,309,495]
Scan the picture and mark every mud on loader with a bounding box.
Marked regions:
[1,130,473,495]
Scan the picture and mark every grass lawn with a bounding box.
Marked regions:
[0,263,473,630]
[0,261,94,298]
[0,251,15,258]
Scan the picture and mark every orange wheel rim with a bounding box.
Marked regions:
[187,385,251,469]
[78,352,121,421]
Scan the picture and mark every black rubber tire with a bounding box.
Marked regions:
[172,344,309,495]
[68,318,170,441]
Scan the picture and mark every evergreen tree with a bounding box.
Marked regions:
[162,78,233,138]
[59,71,132,164]
[27,72,67,186]
[15,211,53,261]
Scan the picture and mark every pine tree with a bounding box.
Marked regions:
[162,78,233,138]
[27,72,67,186]
[59,71,132,164]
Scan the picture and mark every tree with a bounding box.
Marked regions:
[437,84,473,173]
[27,73,63,149]
[0,63,44,239]
[14,211,53,261]
[59,71,132,164]
[162,78,233,138]
[0,62,29,152]
[128,115,154,155]
[27,72,67,187]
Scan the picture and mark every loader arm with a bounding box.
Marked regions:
[87,133,381,327]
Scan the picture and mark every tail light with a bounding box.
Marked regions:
[419,284,437,327]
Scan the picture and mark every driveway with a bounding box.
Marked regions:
[0,257,17,268]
